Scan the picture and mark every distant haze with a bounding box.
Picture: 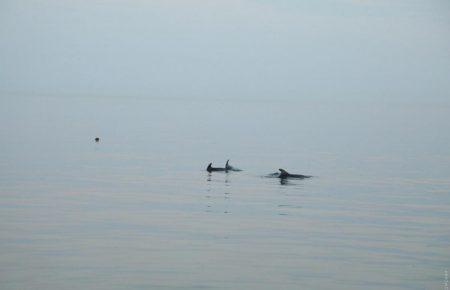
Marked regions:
[1,0,449,101]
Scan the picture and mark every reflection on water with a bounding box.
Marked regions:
[279,178,291,186]
[1,96,450,290]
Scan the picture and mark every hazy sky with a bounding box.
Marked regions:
[1,0,449,100]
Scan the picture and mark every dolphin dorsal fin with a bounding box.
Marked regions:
[279,168,289,175]
[226,159,230,167]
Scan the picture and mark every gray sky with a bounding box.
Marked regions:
[1,0,449,100]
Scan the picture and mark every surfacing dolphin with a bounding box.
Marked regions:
[207,160,242,172]
[207,162,226,172]
[277,168,311,179]
[225,160,242,172]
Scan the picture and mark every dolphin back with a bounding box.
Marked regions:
[278,168,311,179]
[279,169,289,175]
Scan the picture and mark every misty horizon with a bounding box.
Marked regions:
[1,0,450,101]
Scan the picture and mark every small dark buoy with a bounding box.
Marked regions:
[95,137,100,143]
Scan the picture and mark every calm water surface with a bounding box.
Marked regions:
[1,95,449,290]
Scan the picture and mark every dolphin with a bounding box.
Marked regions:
[225,160,242,172]
[206,162,226,172]
[277,169,311,179]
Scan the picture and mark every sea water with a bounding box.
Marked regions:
[1,94,449,290]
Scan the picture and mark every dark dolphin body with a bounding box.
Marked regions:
[277,169,311,179]
[225,160,242,172]
[207,160,242,172]
[206,163,226,172]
